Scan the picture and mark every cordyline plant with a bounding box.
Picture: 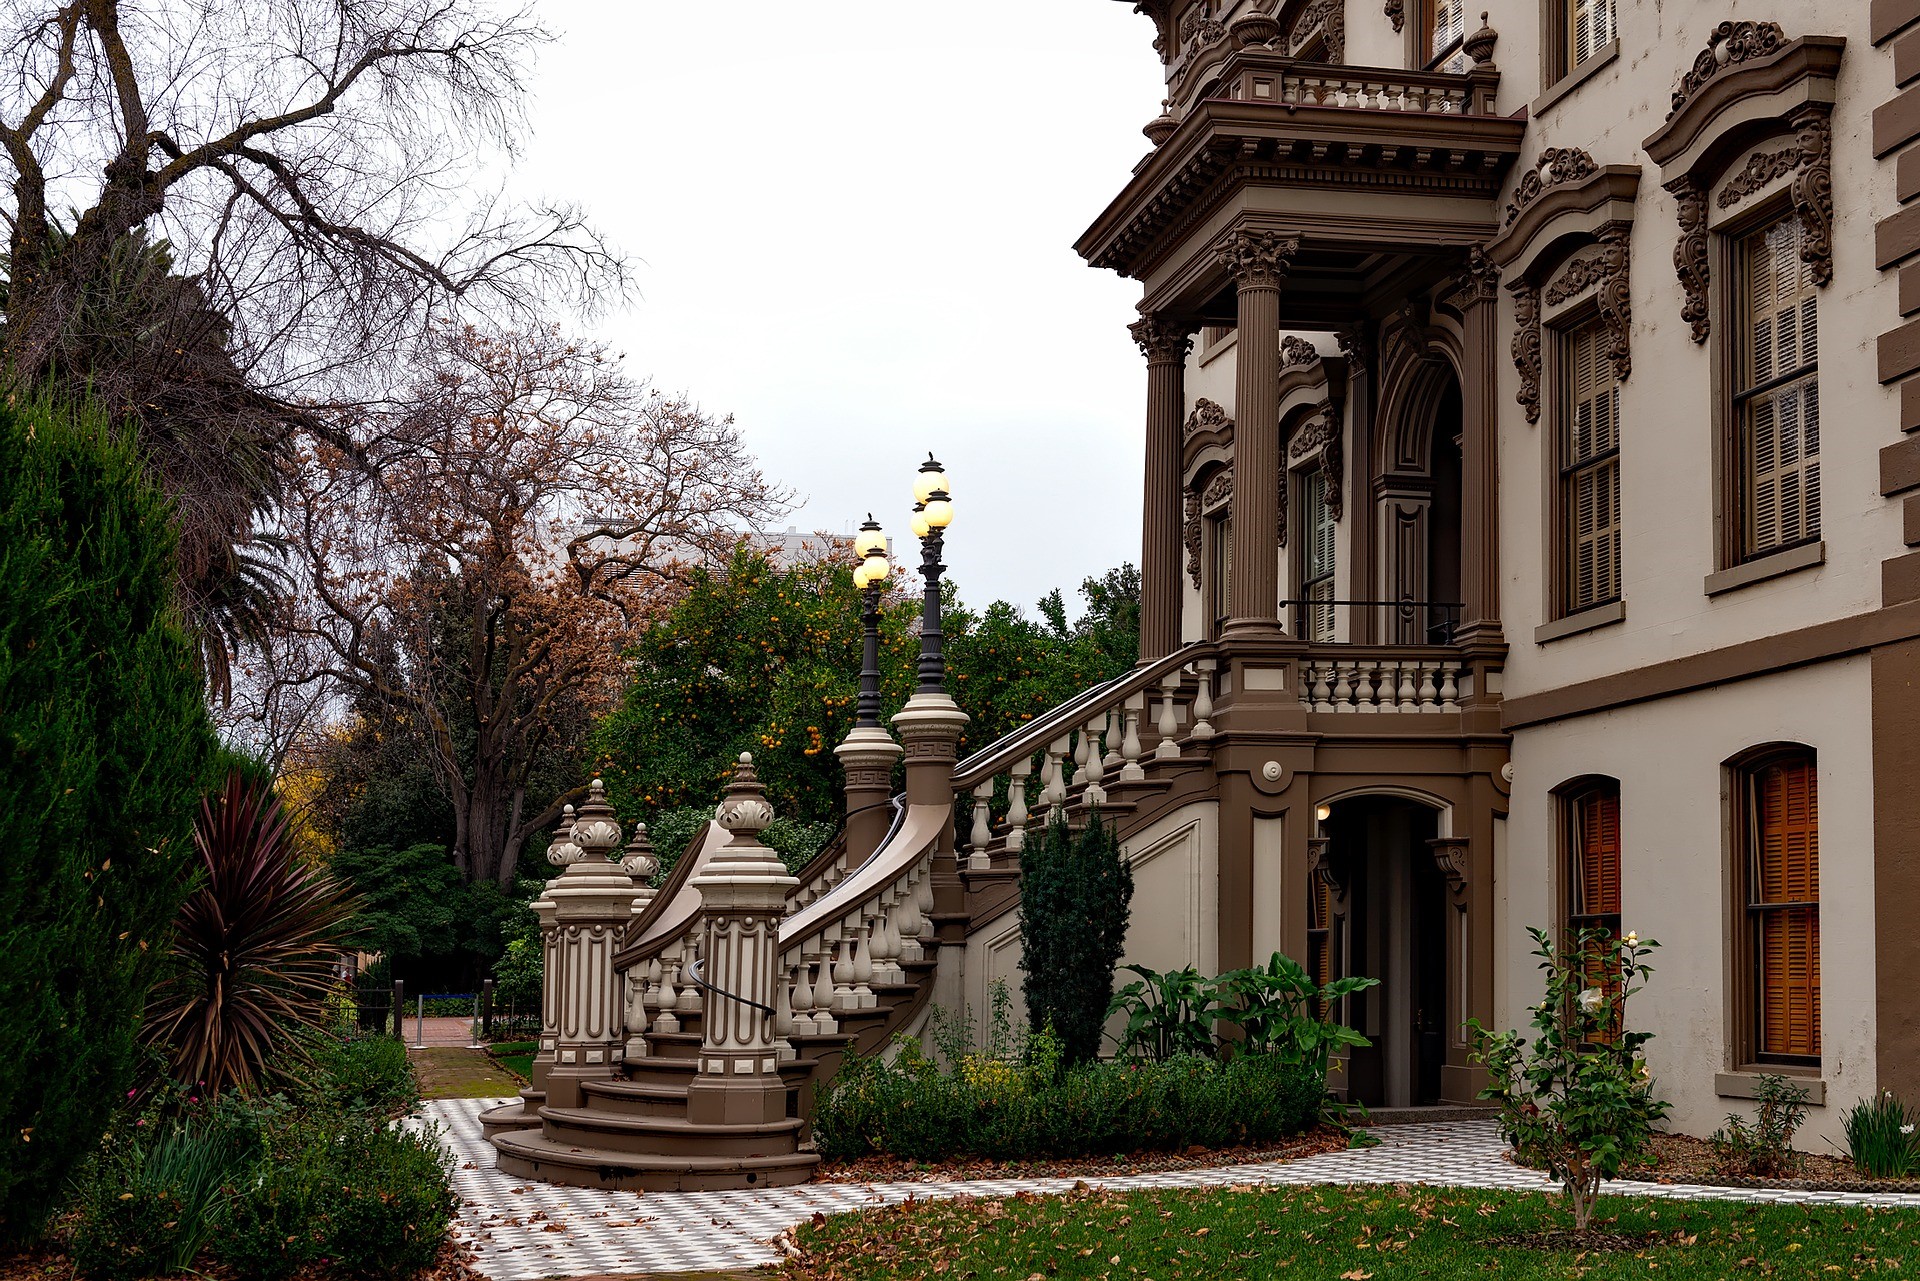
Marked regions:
[1467,926,1669,1233]
[143,770,358,1097]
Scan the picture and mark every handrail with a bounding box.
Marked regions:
[685,956,775,1017]
[613,819,727,971]
[787,794,905,898]
[952,642,1205,789]
[779,801,946,950]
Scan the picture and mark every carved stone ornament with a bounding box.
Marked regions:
[1335,325,1372,373]
[1450,244,1500,306]
[1463,11,1498,64]
[1280,335,1321,367]
[1276,463,1289,548]
[1289,414,1337,459]
[1386,0,1405,34]
[1511,285,1542,424]
[1133,0,1176,62]
[1130,314,1196,362]
[1505,148,1601,227]
[714,752,776,837]
[1308,837,1346,897]
[1291,0,1345,62]
[571,778,624,859]
[1218,230,1300,290]
[1201,466,1235,511]
[620,823,659,882]
[1428,837,1470,899]
[1716,147,1799,209]
[1322,427,1345,523]
[1232,8,1283,47]
[1184,397,1234,440]
[1183,492,1204,587]
[545,804,583,866]
[1791,106,1834,287]
[1540,226,1632,382]
[1669,21,1787,121]
[1670,175,1711,343]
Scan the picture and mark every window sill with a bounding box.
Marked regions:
[1530,41,1620,118]
[1716,1070,1827,1107]
[1533,599,1625,644]
[1704,541,1826,597]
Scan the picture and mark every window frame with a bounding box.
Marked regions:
[1297,467,1337,642]
[1727,746,1822,1070]
[1419,0,1467,71]
[1208,508,1233,638]
[1552,312,1624,619]
[1562,780,1623,942]
[1730,214,1821,565]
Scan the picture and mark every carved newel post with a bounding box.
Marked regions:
[524,808,577,1104]
[541,780,633,1110]
[619,823,660,1062]
[685,753,799,1124]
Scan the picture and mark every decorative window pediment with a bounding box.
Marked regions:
[1641,27,1842,342]
[1485,153,1640,423]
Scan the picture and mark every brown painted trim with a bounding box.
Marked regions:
[1901,265,1920,317]
[1883,549,1920,605]
[1899,26,1920,84]
[1881,317,1920,384]
[1485,167,1640,276]
[1877,83,1920,159]
[1886,434,1920,496]
[1715,1071,1828,1106]
[1905,496,1920,546]
[1531,40,1619,118]
[1879,205,1920,270]
[1902,150,1920,204]
[1904,381,1920,432]
[1703,540,1825,597]
[1533,599,1625,644]
[1871,639,1920,1096]
[1642,39,1845,175]
[1501,600,1920,729]
[1876,0,1920,46]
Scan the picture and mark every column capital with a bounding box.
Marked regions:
[1218,230,1300,290]
[1450,244,1501,306]
[1128,313,1198,363]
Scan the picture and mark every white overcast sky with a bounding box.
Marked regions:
[514,1,1164,616]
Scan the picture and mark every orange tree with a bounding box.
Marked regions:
[591,552,1138,829]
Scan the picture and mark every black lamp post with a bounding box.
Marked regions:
[910,455,954,696]
[851,515,889,727]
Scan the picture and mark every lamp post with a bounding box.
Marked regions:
[910,454,955,694]
[838,516,902,863]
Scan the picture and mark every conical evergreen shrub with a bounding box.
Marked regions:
[1018,809,1133,1064]
[0,395,214,1242]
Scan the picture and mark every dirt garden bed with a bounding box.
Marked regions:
[1619,1132,1920,1194]
[812,1126,1348,1184]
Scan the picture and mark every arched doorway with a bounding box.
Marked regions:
[1375,351,1466,645]
[1315,790,1453,1108]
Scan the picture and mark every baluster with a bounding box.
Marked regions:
[895,873,924,964]
[677,933,702,1015]
[1102,707,1123,770]
[876,898,905,985]
[1355,663,1378,713]
[652,954,680,1035]
[788,960,816,1037]
[828,927,855,1014]
[914,858,935,933]
[1190,664,1216,739]
[1417,661,1438,708]
[773,970,795,1059]
[1120,703,1145,782]
[1440,662,1460,712]
[1005,760,1031,850]
[851,916,876,1009]
[969,780,993,870]
[1395,660,1416,709]
[1156,672,1182,758]
[1048,736,1071,808]
[623,969,649,1060]
[1081,714,1108,806]
[1072,725,1091,776]
[1332,664,1354,711]
[807,952,838,1034]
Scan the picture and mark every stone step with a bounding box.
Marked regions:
[538,1106,807,1158]
[578,1077,687,1118]
[493,1127,818,1192]
[478,1092,545,1141]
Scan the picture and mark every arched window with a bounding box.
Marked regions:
[1563,778,1621,940]
[1734,748,1821,1064]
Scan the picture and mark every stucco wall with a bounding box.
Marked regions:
[1503,656,1876,1148]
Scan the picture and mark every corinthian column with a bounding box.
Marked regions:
[1451,247,1503,649]
[1129,314,1197,662]
[1219,230,1298,636]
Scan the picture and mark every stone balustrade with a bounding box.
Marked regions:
[1298,649,1465,713]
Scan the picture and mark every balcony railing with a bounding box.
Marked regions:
[1187,46,1500,117]
[1279,598,1462,646]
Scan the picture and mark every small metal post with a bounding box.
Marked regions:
[415,993,425,1047]
[481,978,494,1040]
[391,979,406,1039]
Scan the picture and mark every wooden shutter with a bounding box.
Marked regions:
[1754,757,1820,1059]
[1576,788,1621,918]
[1564,321,1622,611]
[1571,0,1614,64]
[1742,220,1821,557]
[1429,0,1466,67]
[1305,471,1337,641]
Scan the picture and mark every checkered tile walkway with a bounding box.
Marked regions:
[425,1098,1920,1279]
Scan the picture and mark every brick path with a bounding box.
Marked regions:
[423,1097,1920,1280]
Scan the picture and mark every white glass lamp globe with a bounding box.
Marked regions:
[853,517,886,559]
[861,552,890,585]
[923,492,953,529]
[910,504,931,539]
[913,456,950,504]
[853,560,875,589]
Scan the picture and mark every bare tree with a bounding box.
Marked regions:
[277,324,789,887]
[0,0,627,688]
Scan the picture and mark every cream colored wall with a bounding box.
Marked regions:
[1502,656,1877,1149]
[959,800,1222,1052]
[1491,5,1901,699]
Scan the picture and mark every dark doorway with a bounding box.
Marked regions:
[1427,383,1464,641]
[1322,795,1447,1109]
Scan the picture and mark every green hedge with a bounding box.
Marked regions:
[0,395,215,1242]
[814,1049,1323,1164]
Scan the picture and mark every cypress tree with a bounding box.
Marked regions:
[1018,809,1134,1065]
[0,395,214,1242]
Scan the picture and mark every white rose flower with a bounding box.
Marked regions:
[1624,931,1639,946]
[1577,987,1604,1014]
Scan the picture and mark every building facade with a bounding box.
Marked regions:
[1069,0,1920,1145]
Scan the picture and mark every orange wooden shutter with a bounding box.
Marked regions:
[1578,789,1621,917]
[1756,759,1820,1058]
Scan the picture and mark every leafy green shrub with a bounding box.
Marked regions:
[1843,1092,1920,1179]
[1108,964,1220,1062]
[71,1116,256,1281]
[1711,1074,1809,1178]
[813,1043,1322,1164]
[0,395,216,1242]
[1215,952,1380,1079]
[297,1033,418,1115]
[1019,811,1133,1064]
[1468,927,1669,1233]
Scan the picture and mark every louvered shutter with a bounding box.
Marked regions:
[1305,471,1337,641]
[1564,321,1622,611]
[1754,758,1820,1059]
[1577,789,1621,918]
[1572,0,1615,66]
[1743,220,1821,557]
[1429,0,1467,69]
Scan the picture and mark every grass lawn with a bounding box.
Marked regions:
[489,1040,536,1080]
[780,1183,1917,1279]
[410,1047,524,1100]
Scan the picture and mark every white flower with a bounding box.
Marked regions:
[1903,1124,1915,1136]
[1624,931,1639,946]
[1577,987,1604,1014]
